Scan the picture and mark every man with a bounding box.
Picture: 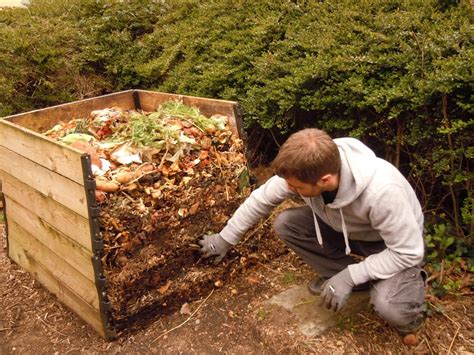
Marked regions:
[199,128,426,335]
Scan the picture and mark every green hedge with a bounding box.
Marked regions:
[0,0,472,242]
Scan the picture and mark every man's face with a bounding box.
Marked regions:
[285,176,325,197]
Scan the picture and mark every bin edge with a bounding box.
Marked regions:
[81,154,117,341]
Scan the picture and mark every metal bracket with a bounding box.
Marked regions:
[0,190,9,256]
[81,154,117,340]
[233,103,247,142]
[133,90,142,111]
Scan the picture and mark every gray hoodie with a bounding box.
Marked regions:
[220,137,424,285]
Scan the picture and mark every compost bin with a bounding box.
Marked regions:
[0,90,249,340]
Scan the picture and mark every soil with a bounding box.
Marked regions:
[1,212,473,354]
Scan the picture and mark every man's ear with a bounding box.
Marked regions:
[319,174,333,184]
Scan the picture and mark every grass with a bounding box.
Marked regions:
[281,271,296,285]
[257,308,268,321]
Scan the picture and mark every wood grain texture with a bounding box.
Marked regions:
[7,219,99,310]
[8,223,104,337]
[0,171,92,251]
[0,146,88,218]
[5,197,95,282]
[0,120,85,184]
[4,91,135,133]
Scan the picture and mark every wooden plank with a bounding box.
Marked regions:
[8,224,104,338]
[3,90,135,133]
[5,196,95,282]
[137,90,243,138]
[0,120,85,185]
[0,146,88,218]
[0,171,92,251]
[7,219,99,310]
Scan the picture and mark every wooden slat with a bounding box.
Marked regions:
[7,219,99,310]
[0,120,85,185]
[5,196,95,282]
[137,90,243,138]
[8,222,104,337]
[0,146,88,218]
[4,90,135,133]
[0,171,92,251]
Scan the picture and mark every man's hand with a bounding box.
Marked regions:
[198,233,232,265]
[319,268,355,312]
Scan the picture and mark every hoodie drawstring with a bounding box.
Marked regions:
[339,209,351,255]
[312,213,323,247]
[310,202,351,256]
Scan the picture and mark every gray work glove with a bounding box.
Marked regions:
[319,268,355,312]
[198,233,232,265]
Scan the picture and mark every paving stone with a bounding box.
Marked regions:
[266,285,369,336]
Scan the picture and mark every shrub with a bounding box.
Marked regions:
[0,0,472,241]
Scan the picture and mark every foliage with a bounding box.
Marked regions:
[424,221,473,297]
[0,0,111,116]
[0,0,472,250]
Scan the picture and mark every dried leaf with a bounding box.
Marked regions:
[246,276,259,285]
[198,150,209,160]
[159,281,172,295]
[189,202,200,215]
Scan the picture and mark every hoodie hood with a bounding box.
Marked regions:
[328,138,378,209]
[306,137,378,255]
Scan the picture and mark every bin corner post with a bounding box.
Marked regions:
[233,104,247,142]
[133,90,142,111]
[81,154,117,341]
[0,189,9,257]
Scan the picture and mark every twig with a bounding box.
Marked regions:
[0,326,18,331]
[294,299,317,308]
[423,335,434,355]
[151,289,214,344]
[269,128,281,148]
[431,304,460,327]
[439,259,445,285]
[120,191,136,203]
[447,324,461,354]
[414,336,426,351]
[158,139,170,170]
[241,213,275,244]
[183,118,204,133]
[128,168,158,185]
[36,315,69,338]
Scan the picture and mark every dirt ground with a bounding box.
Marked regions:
[1,213,473,354]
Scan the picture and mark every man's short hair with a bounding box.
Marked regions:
[272,128,341,183]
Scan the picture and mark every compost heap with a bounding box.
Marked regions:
[43,101,286,331]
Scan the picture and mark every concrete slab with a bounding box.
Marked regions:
[266,285,369,337]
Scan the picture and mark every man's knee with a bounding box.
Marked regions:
[370,267,426,327]
[371,296,417,326]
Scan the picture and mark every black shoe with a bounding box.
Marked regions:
[308,276,328,295]
[395,316,424,336]
[307,275,371,296]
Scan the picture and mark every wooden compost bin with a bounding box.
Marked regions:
[0,90,244,340]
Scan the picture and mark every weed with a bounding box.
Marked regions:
[281,272,295,285]
[335,313,355,332]
[425,221,473,298]
[257,308,267,322]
